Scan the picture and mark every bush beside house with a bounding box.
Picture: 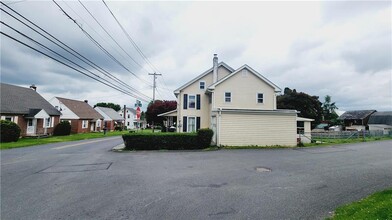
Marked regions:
[122,129,214,150]
[0,120,21,142]
[53,121,71,136]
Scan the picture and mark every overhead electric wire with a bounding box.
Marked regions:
[0,4,151,101]
[0,2,151,101]
[0,31,150,102]
[101,0,157,73]
[52,0,152,87]
[78,0,150,74]
[102,0,177,99]
[0,21,147,101]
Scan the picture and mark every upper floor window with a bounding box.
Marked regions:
[127,114,130,118]
[188,95,196,108]
[225,92,231,103]
[199,81,205,90]
[257,93,264,103]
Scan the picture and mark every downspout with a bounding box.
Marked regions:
[217,107,222,146]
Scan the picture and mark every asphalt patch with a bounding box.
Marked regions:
[37,162,112,173]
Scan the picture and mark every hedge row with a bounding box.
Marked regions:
[122,128,213,150]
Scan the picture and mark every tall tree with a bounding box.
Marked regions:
[277,87,323,127]
[322,95,339,123]
[146,100,177,126]
[94,102,121,111]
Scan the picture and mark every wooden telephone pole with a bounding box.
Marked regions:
[149,72,162,132]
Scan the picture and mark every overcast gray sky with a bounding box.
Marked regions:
[1,0,391,112]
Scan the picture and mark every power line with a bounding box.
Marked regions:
[0,4,151,101]
[0,31,150,102]
[78,0,150,74]
[102,0,157,73]
[52,0,152,87]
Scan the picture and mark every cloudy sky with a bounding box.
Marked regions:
[1,1,391,112]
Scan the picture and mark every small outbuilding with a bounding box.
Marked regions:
[338,110,376,131]
[368,111,392,134]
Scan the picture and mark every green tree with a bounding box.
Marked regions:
[322,95,340,124]
[94,102,121,111]
[277,87,323,127]
[146,100,177,126]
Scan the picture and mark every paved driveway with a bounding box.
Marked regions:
[1,138,391,219]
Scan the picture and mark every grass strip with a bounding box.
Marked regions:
[327,188,392,220]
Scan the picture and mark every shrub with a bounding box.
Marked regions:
[0,120,21,142]
[197,128,214,148]
[53,121,71,136]
[122,128,214,150]
[114,126,123,131]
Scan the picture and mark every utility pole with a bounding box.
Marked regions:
[149,72,162,132]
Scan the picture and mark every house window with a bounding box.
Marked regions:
[127,114,130,118]
[45,117,51,127]
[28,119,33,126]
[96,120,101,127]
[188,95,196,108]
[297,121,305,134]
[127,122,130,126]
[257,93,264,103]
[188,117,196,132]
[225,92,231,103]
[5,116,13,121]
[82,120,88,129]
[199,81,205,90]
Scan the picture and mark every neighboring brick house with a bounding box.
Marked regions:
[49,97,103,134]
[94,106,124,131]
[0,83,61,137]
[160,54,298,146]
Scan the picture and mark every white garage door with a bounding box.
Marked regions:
[219,112,297,147]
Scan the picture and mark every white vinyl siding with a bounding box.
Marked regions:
[219,113,297,146]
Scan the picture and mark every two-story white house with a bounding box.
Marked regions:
[160,54,298,146]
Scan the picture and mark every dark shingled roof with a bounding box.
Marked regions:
[368,111,392,126]
[56,97,103,120]
[0,83,60,116]
[338,110,376,120]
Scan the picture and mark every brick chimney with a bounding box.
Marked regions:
[30,84,37,91]
[213,54,218,83]
[84,100,88,103]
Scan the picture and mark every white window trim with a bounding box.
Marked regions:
[82,120,88,129]
[188,94,196,109]
[257,93,264,104]
[224,92,232,103]
[187,116,196,132]
[199,81,206,90]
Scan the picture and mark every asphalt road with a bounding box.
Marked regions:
[1,138,391,220]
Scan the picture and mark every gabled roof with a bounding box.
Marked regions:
[0,83,60,116]
[174,62,234,94]
[338,110,376,120]
[119,107,136,114]
[56,97,103,120]
[368,111,392,125]
[158,109,177,117]
[207,64,281,92]
[95,107,123,121]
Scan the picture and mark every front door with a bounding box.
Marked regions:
[26,119,36,135]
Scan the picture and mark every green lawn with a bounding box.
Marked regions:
[328,188,392,220]
[303,136,392,147]
[0,130,152,150]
